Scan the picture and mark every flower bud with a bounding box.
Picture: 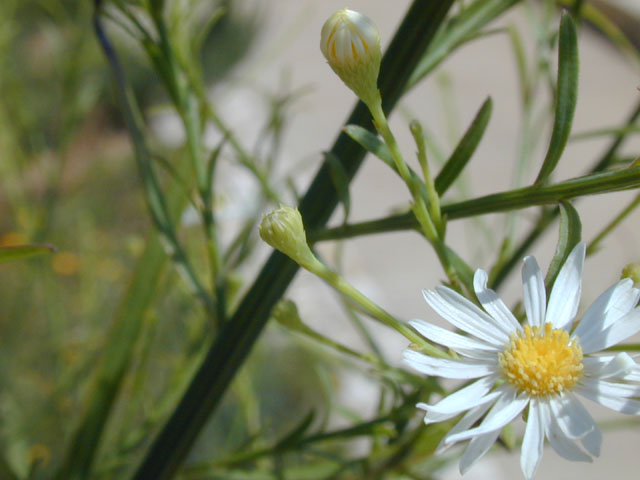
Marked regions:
[271,299,305,331]
[259,205,318,269]
[621,263,640,287]
[320,8,381,107]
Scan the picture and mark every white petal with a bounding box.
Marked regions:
[418,388,500,424]
[436,402,494,454]
[520,400,545,479]
[573,278,639,343]
[459,430,501,474]
[583,353,636,379]
[403,349,496,379]
[425,288,509,346]
[579,308,640,354]
[624,364,640,382]
[549,394,595,439]
[350,34,365,58]
[444,387,528,444]
[577,383,640,414]
[581,378,640,398]
[581,425,602,457]
[522,256,546,328]
[418,375,500,417]
[546,242,585,329]
[542,400,592,462]
[473,269,522,334]
[409,319,499,358]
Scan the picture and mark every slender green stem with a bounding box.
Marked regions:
[587,193,640,255]
[205,102,280,203]
[307,257,445,358]
[93,0,217,321]
[368,100,460,290]
[311,166,640,242]
[410,120,442,229]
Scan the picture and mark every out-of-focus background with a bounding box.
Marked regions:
[1,0,640,478]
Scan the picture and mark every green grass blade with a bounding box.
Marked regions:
[130,2,456,479]
[434,97,492,195]
[534,12,579,184]
[0,244,55,264]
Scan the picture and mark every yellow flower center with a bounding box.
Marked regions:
[499,323,583,397]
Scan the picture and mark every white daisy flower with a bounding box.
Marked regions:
[404,242,640,479]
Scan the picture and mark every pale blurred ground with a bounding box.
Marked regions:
[199,1,640,478]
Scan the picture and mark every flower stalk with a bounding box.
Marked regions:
[260,206,445,357]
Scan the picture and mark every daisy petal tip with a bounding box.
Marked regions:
[408,318,426,330]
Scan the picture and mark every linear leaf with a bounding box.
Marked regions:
[407,0,521,91]
[434,97,492,195]
[545,200,581,292]
[343,125,393,167]
[534,12,579,184]
[0,244,56,264]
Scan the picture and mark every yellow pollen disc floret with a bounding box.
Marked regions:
[499,323,583,397]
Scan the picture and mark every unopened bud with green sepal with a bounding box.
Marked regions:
[320,8,381,107]
[621,263,640,287]
[259,205,319,270]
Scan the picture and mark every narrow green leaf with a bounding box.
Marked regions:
[325,152,351,222]
[434,97,493,195]
[534,12,579,184]
[343,125,393,166]
[544,200,582,292]
[407,0,521,91]
[0,244,56,264]
[556,0,640,69]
